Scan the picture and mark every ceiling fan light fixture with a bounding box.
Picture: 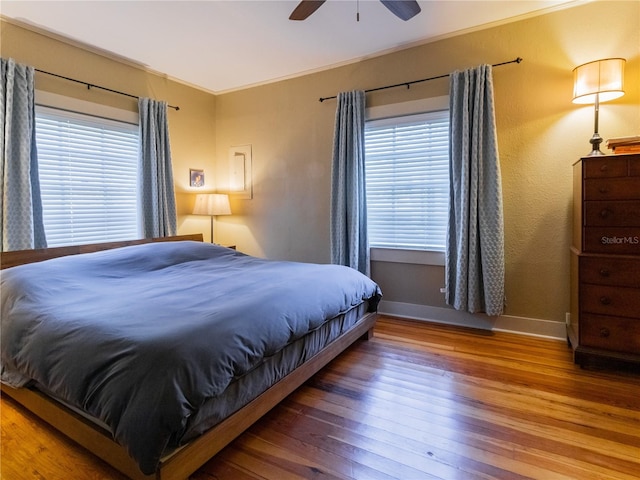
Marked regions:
[289,0,421,22]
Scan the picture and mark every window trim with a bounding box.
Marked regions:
[366,96,450,266]
[35,90,138,125]
[366,95,449,121]
[370,247,445,266]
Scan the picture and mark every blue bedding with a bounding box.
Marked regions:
[0,241,381,474]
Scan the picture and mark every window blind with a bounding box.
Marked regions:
[35,106,140,247]
[365,110,450,252]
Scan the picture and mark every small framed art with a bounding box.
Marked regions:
[190,169,205,187]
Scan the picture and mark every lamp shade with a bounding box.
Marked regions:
[572,58,625,104]
[193,194,231,216]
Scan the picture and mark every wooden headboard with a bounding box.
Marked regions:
[0,234,204,270]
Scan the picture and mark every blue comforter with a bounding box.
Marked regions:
[0,241,381,474]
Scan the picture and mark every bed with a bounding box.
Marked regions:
[0,234,381,480]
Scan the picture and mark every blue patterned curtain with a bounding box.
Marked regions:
[330,90,370,276]
[446,65,505,316]
[0,58,46,252]
[138,97,177,238]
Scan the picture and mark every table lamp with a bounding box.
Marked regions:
[193,194,231,243]
[572,58,625,156]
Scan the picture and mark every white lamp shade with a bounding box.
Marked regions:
[572,58,625,104]
[193,194,231,216]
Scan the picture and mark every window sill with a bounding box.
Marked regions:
[370,248,445,266]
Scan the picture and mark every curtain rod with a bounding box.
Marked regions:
[318,57,523,103]
[34,68,180,111]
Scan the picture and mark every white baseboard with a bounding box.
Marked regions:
[378,300,567,341]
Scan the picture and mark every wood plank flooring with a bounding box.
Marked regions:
[2,315,639,479]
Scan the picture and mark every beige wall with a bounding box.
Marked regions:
[0,18,218,239]
[213,1,639,326]
[2,1,639,329]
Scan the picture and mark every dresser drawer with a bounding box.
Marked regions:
[581,284,640,317]
[583,227,640,254]
[580,313,640,353]
[584,201,640,227]
[584,178,640,201]
[583,157,630,178]
[580,255,640,288]
[631,156,640,176]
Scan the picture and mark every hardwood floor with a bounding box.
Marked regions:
[2,316,639,479]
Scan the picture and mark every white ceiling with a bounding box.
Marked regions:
[1,0,579,94]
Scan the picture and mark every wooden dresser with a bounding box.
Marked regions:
[568,153,640,370]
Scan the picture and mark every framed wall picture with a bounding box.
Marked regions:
[190,169,205,187]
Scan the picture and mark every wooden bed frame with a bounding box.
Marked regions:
[0,234,377,480]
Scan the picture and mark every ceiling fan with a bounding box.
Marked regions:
[289,0,422,22]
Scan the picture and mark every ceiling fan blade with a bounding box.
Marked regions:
[289,0,327,21]
[379,0,421,21]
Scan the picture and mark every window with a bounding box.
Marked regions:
[35,106,140,247]
[365,110,449,252]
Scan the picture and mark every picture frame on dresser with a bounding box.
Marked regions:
[568,153,640,371]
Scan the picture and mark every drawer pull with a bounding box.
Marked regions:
[599,268,610,277]
[599,209,611,219]
[598,186,609,194]
[600,164,608,172]
[599,296,612,305]
[599,328,610,338]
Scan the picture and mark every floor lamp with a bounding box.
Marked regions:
[572,58,625,156]
[193,194,231,243]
